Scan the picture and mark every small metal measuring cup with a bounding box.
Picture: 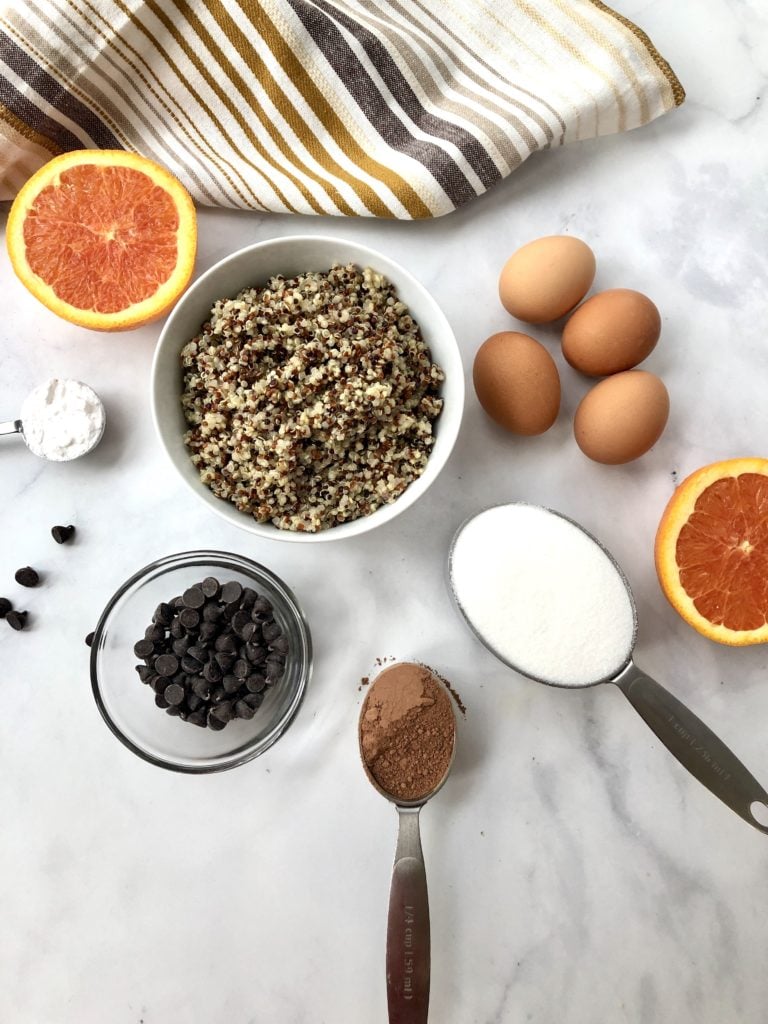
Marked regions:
[359,664,457,1023]
[1,379,105,461]
[449,503,768,835]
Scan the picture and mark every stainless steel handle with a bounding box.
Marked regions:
[387,806,430,1023]
[615,661,768,834]
[0,419,22,437]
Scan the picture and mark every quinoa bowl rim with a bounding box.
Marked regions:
[151,234,465,543]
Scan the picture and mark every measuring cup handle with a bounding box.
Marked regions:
[387,806,430,1024]
[615,664,768,834]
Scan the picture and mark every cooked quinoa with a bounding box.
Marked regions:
[180,263,445,532]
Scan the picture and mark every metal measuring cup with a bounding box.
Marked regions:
[448,502,768,835]
[359,663,457,1023]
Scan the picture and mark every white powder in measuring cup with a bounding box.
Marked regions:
[450,504,636,687]
[20,378,105,461]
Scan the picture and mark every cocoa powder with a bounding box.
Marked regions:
[359,662,455,802]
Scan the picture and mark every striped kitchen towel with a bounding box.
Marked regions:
[0,0,683,218]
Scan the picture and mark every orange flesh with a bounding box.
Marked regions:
[22,165,180,314]
[676,473,768,631]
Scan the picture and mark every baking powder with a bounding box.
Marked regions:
[20,378,105,461]
[450,504,635,686]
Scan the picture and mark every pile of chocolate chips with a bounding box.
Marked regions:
[134,577,289,730]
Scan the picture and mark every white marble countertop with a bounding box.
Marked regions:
[2,3,767,1022]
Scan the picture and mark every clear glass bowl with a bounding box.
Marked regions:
[90,550,312,773]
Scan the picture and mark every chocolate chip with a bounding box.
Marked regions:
[187,711,206,728]
[133,639,155,659]
[262,620,282,642]
[203,603,223,623]
[222,674,240,695]
[270,635,289,655]
[253,596,273,615]
[154,603,174,626]
[215,651,236,672]
[0,598,12,618]
[235,699,256,720]
[241,587,258,608]
[245,692,264,710]
[220,580,243,605]
[51,524,75,544]
[170,620,185,640]
[164,683,185,706]
[165,705,182,717]
[181,654,203,674]
[210,701,234,724]
[85,631,95,647]
[172,636,192,658]
[239,621,259,642]
[155,692,170,709]
[233,659,249,679]
[144,623,166,643]
[245,674,266,693]
[7,610,28,631]
[199,622,218,642]
[245,643,267,665]
[182,586,205,609]
[203,659,223,684]
[179,607,200,631]
[214,634,237,654]
[201,576,220,598]
[15,567,39,588]
[192,677,211,700]
[155,654,179,677]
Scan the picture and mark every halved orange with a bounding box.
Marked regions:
[6,150,196,331]
[655,458,768,645]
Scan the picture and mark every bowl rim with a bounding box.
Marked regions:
[90,549,313,774]
[151,233,465,543]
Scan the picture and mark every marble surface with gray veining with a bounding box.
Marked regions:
[1,2,767,1021]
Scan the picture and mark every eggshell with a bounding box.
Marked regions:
[562,289,661,376]
[473,331,560,435]
[574,370,669,464]
[499,236,596,324]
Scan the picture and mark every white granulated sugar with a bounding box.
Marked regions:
[21,378,105,461]
[450,504,635,687]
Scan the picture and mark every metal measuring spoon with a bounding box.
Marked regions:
[448,502,768,835]
[0,378,106,461]
[359,663,457,1024]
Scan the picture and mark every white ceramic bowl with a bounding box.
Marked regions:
[151,235,465,543]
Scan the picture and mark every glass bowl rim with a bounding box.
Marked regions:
[90,548,312,775]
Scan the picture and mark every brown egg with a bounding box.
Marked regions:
[574,370,669,464]
[562,289,661,376]
[498,236,596,324]
[473,331,560,435]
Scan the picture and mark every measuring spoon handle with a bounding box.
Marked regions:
[0,420,22,437]
[387,806,430,1024]
[615,662,768,833]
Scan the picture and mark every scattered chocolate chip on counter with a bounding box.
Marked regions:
[15,566,40,587]
[6,610,28,631]
[52,524,76,544]
[134,577,289,729]
[85,631,95,647]
[0,598,11,618]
